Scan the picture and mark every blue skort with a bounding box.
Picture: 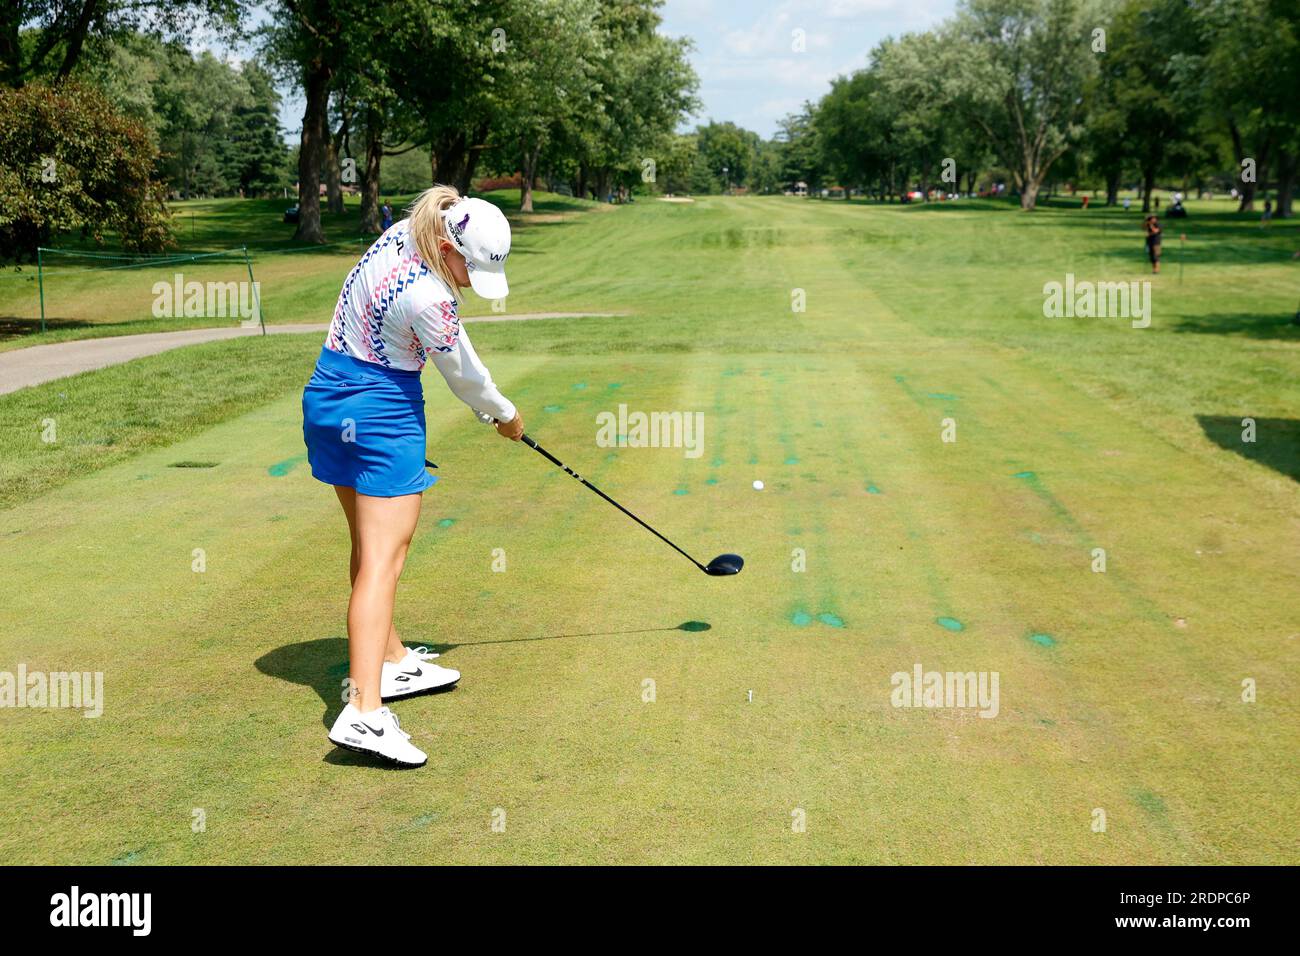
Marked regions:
[302,346,438,497]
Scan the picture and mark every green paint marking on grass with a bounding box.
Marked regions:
[817,612,845,628]
[606,382,621,389]
[927,392,958,401]
[711,457,724,467]
[792,610,813,626]
[403,813,438,830]
[110,849,144,866]
[935,616,965,632]
[543,404,563,413]
[1012,470,1036,480]
[784,456,800,465]
[678,620,711,632]
[705,477,718,485]
[1132,790,1167,815]
[268,455,306,477]
[866,482,882,494]
[437,518,455,528]
[672,487,689,496]
[1029,632,1056,648]
[572,382,587,390]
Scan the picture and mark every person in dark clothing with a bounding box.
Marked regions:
[1144,216,1162,274]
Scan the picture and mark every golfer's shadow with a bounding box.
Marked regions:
[255,636,356,732]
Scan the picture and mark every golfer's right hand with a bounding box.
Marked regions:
[496,413,524,441]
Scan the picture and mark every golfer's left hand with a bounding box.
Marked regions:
[496,413,524,441]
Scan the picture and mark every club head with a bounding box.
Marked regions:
[704,553,744,576]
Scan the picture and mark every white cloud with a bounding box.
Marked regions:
[663,0,955,136]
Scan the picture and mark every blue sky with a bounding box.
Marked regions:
[659,0,956,137]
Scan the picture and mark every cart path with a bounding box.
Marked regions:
[0,312,628,395]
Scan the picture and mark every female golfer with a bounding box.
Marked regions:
[303,186,523,766]
[1144,215,1162,274]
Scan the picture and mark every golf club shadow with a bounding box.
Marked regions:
[429,620,712,654]
[255,623,711,730]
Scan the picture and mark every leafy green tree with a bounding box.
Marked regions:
[264,0,375,241]
[1,0,241,87]
[695,121,758,193]
[227,61,289,197]
[1190,0,1300,214]
[817,68,898,199]
[0,80,171,260]
[950,0,1099,209]
[773,107,821,192]
[492,0,602,211]
[557,0,698,201]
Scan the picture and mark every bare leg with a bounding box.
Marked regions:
[337,488,422,713]
[335,486,407,663]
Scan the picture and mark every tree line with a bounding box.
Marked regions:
[688,0,1299,216]
[0,0,697,257]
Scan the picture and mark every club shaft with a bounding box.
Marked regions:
[521,434,706,571]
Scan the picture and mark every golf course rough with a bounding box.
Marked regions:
[0,191,1296,864]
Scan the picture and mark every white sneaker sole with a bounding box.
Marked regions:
[381,672,460,700]
[327,732,427,768]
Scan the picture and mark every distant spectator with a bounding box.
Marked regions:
[1144,215,1162,274]
[1261,198,1273,227]
[381,200,393,230]
[1123,197,1131,211]
[1081,194,1090,209]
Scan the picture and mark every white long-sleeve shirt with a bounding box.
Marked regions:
[325,220,516,423]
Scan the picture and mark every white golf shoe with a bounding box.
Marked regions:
[327,704,427,767]
[381,650,460,700]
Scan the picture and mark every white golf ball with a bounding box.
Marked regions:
[753,480,764,490]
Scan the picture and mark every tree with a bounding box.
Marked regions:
[875,32,960,200]
[1191,0,1300,215]
[226,61,289,197]
[557,0,698,202]
[817,69,898,199]
[0,80,171,260]
[696,121,758,193]
[1,0,240,87]
[950,0,1099,209]
[492,0,601,211]
[773,106,821,191]
[265,0,374,242]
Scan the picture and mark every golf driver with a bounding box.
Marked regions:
[520,433,743,576]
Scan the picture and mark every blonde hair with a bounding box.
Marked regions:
[407,184,463,299]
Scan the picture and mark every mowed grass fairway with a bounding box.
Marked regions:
[0,195,1296,864]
